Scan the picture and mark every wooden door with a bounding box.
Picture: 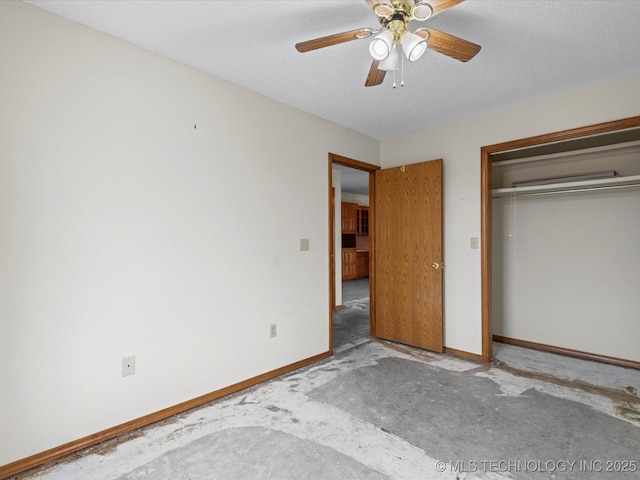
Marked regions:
[373,159,443,352]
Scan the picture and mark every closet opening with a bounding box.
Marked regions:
[481,118,640,368]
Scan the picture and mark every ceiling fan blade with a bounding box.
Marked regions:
[365,60,386,87]
[418,28,481,62]
[295,28,373,53]
[428,0,465,17]
[366,0,394,16]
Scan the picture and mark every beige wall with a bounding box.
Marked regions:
[380,73,640,355]
[3,0,640,468]
[0,1,379,465]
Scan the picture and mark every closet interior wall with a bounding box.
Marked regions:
[491,139,640,364]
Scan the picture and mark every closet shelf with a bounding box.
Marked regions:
[492,174,640,198]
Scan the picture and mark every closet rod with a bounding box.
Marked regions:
[494,183,640,198]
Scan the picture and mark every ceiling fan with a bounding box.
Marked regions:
[295,0,481,87]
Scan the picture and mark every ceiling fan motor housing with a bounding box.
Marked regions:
[394,0,415,15]
[388,14,408,37]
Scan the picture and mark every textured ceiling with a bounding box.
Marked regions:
[26,0,640,140]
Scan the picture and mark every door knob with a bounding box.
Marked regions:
[432,263,440,270]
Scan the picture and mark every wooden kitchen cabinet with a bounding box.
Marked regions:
[357,251,369,279]
[342,202,368,280]
[356,206,369,235]
[341,202,358,233]
[342,248,357,280]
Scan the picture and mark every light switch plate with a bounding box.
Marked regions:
[300,238,309,251]
[470,237,479,249]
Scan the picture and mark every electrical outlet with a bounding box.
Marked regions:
[122,355,135,377]
[470,237,479,249]
[270,323,277,338]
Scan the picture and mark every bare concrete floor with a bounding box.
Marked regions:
[14,301,640,480]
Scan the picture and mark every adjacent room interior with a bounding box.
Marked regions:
[331,163,372,352]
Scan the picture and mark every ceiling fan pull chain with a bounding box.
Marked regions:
[401,51,405,87]
[393,69,397,89]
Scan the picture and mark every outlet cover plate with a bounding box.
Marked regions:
[122,355,136,377]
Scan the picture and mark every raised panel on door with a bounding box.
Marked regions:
[373,159,443,352]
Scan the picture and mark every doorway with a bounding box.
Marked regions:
[329,153,445,356]
[329,153,378,354]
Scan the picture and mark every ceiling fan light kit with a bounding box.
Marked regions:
[295,0,480,87]
[369,29,394,60]
[379,45,399,71]
[400,31,427,61]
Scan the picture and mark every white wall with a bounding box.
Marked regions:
[491,145,640,361]
[381,73,640,356]
[332,168,342,307]
[341,192,369,206]
[492,189,640,361]
[0,1,379,466]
